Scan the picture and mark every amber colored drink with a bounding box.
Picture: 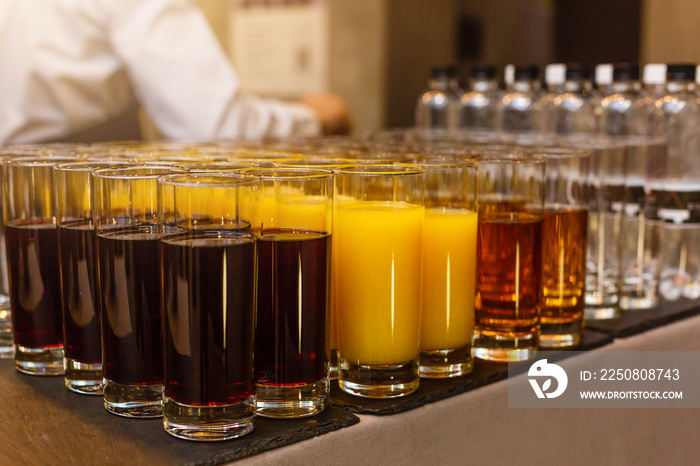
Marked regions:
[97,229,163,385]
[5,220,63,349]
[255,229,330,386]
[540,207,588,347]
[473,210,542,361]
[58,222,101,364]
[162,234,256,406]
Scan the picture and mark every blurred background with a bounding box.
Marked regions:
[147,0,695,135]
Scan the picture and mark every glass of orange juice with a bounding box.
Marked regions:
[418,159,477,378]
[334,164,425,398]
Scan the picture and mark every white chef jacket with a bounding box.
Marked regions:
[0,0,320,144]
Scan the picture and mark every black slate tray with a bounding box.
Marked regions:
[585,298,700,338]
[1,361,358,466]
[330,329,612,415]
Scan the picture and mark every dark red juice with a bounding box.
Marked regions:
[97,229,163,385]
[58,222,101,363]
[162,234,256,406]
[5,220,63,348]
[255,229,330,386]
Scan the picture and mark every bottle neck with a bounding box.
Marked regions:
[508,80,540,92]
[610,80,641,93]
[469,78,498,92]
[429,78,460,92]
[666,80,696,94]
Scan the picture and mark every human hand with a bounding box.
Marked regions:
[301,92,352,135]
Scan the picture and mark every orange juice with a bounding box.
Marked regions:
[421,207,478,351]
[335,200,423,365]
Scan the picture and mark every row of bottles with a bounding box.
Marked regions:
[415,61,700,304]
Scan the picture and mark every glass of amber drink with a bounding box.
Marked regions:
[159,173,259,440]
[418,159,477,377]
[473,153,544,362]
[334,165,424,398]
[529,148,590,348]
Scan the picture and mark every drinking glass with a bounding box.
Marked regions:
[617,136,667,308]
[473,152,544,362]
[561,136,627,320]
[3,156,78,374]
[54,161,135,394]
[418,160,477,377]
[159,173,259,440]
[334,165,424,398]
[92,166,184,417]
[248,168,333,418]
[532,148,590,348]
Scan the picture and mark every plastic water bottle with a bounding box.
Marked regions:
[415,66,462,137]
[458,65,500,130]
[598,63,651,136]
[497,64,544,132]
[647,63,700,300]
[543,63,599,134]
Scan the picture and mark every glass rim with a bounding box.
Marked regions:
[4,156,83,166]
[332,163,424,175]
[173,161,260,170]
[93,165,186,179]
[158,172,259,188]
[413,158,478,168]
[521,147,592,160]
[238,167,334,180]
[474,151,544,164]
[54,161,139,171]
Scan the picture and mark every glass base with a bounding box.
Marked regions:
[584,305,619,321]
[472,330,537,362]
[329,349,338,380]
[65,359,104,395]
[338,359,419,399]
[540,318,583,349]
[0,308,13,359]
[163,397,255,441]
[255,378,329,418]
[620,295,657,310]
[419,345,473,378]
[104,380,163,418]
[15,345,64,375]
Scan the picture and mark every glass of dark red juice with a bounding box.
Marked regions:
[54,161,136,394]
[3,156,82,375]
[242,167,333,418]
[92,166,184,418]
[159,172,259,441]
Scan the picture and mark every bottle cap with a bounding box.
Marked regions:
[514,65,539,81]
[642,64,666,85]
[545,64,565,86]
[470,64,497,80]
[595,64,613,86]
[431,66,458,80]
[612,63,640,81]
[565,63,591,81]
[666,63,696,81]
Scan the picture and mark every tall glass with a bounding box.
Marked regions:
[617,136,667,308]
[93,166,183,417]
[334,165,424,398]
[249,168,333,418]
[418,160,477,377]
[54,161,135,394]
[535,148,590,348]
[160,173,258,440]
[2,156,77,375]
[473,153,544,362]
[561,136,627,320]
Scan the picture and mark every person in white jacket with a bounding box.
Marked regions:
[0,0,350,144]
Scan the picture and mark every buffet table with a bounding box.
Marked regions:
[2,306,699,465]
